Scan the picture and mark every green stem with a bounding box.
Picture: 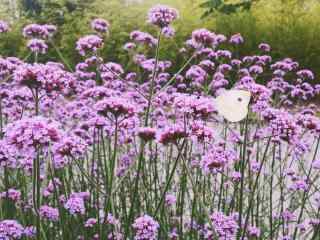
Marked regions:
[154,140,186,216]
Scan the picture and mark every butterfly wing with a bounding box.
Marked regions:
[214,90,251,122]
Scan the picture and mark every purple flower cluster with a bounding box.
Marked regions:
[0,220,25,239]
[267,110,301,143]
[91,18,110,33]
[13,63,75,94]
[4,117,61,167]
[64,195,86,215]
[27,38,48,54]
[132,215,159,240]
[0,188,21,201]
[52,135,87,168]
[138,127,156,141]
[95,97,135,119]
[191,28,216,47]
[130,30,158,47]
[201,144,236,173]
[229,33,244,45]
[0,20,9,33]
[157,124,188,145]
[76,35,104,56]
[39,205,59,222]
[23,24,56,39]
[210,212,239,240]
[147,5,178,28]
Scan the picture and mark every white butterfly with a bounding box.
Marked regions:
[214,89,251,122]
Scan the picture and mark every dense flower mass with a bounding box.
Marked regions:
[0,4,319,240]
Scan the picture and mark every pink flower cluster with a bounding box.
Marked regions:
[147,5,179,28]
[76,35,104,56]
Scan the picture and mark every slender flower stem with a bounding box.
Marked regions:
[241,137,272,239]
[238,117,249,238]
[154,140,186,216]
[293,137,320,240]
[144,30,162,126]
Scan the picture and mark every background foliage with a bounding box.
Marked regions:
[0,0,320,81]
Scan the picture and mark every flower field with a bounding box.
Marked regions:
[0,4,320,240]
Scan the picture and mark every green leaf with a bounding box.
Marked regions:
[199,0,223,9]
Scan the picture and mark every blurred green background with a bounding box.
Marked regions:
[0,0,320,80]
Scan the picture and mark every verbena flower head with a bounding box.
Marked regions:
[259,43,271,52]
[210,212,239,240]
[186,65,207,84]
[147,5,178,28]
[267,110,301,143]
[52,134,87,168]
[296,69,314,80]
[13,63,42,88]
[0,140,16,168]
[0,20,9,33]
[162,26,175,38]
[157,124,188,145]
[100,62,124,81]
[191,121,214,142]
[43,24,57,37]
[0,220,24,239]
[39,205,59,222]
[165,194,176,206]
[0,188,21,201]
[138,127,156,142]
[191,28,216,47]
[95,97,135,119]
[0,57,21,80]
[23,24,49,39]
[173,94,216,119]
[130,30,158,47]
[76,35,104,56]
[132,215,159,240]
[123,42,136,51]
[84,218,97,228]
[24,226,36,238]
[229,33,244,45]
[64,196,85,215]
[201,144,236,174]
[91,18,110,33]
[4,117,61,152]
[117,153,134,177]
[27,39,48,54]
[13,63,75,93]
[247,226,261,238]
